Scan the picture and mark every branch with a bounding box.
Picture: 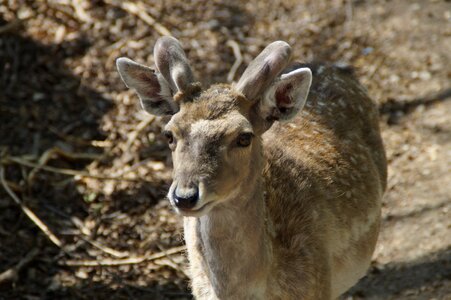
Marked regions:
[3,156,140,181]
[71,0,92,23]
[0,248,39,284]
[59,245,186,267]
[125,115,155,150]
[226,40,243,83]
[0,16,32,35]
[105,0,171,36]
[27,147,101,184]
[0,166,63,248]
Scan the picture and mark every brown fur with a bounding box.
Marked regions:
[162,64,386,299]
[117,38,386,299]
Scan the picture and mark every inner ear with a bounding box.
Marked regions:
[236,41,292,101]
[275,82,294,113]
[116,57,178,116]
[262,67,312,122]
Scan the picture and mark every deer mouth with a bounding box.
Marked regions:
[168,181,217,216]
[175,200,215,217]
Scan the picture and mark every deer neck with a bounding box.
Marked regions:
[184,175,273,299]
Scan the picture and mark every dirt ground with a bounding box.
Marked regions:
[0,0,450,299]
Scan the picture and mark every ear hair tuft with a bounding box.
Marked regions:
[173,82,202,103]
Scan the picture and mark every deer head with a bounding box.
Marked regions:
[117,36,312,216]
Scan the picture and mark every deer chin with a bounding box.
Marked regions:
[174,200,216,217]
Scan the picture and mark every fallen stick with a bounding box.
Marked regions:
[125,115,156,150]
[48,126,112,148]
[0,166,63,248]
[59,245,186,267]
[0,248,40,284]
[27,147,101,184]
[105,0,171,36]
[3,156,140,181]
[0,15,33,35]
[226,40,243,83]
[71,0,92,23]
[81,236,130,258]
[363,56,387,84]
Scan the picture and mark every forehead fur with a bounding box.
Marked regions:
[174,84,249,124]
[190,112,253,141]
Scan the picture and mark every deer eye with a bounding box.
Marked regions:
[236,132,253,147]
[163,130,174,144]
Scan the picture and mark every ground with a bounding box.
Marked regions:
[0,0,450,299]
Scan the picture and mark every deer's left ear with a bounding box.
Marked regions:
[116,58,177,115]
[259,68,312,122]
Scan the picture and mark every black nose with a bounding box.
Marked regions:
[173,186,199,209]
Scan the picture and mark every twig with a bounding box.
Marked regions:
[0,20,23,35]
[3,156,140,181]
[125,114,155,150]
[81,236,130,258]
[59,245,186,267]
[379,87,451,115]
[48,147,101,161]
[0,16,32,35]
[0,166,63,248]
[48,126,112,148]
[0,248,40,283]
[108,158,155,180]
[45,1,80,25]
[90,140,113,148]
[155,243,190,277]
[362,56,387,85]
[71,216,129,258]
[71,0,92,23]
[0,224,10,236]
[226,40,243,83]
[3,179,21,192]
[154,257,189,277]
[105,30,152,69]
[123,2,172,36]
[105,0,171,36]
[28,147,101,184]
[344,0,353,32]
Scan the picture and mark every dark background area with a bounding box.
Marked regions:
[0,0,450,299]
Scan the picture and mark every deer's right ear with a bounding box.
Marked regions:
[116,57,178,116]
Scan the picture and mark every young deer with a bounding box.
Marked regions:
[117,37,387,299]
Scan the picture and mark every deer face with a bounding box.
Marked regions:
[162,86,259,215]
[117,37,312,216]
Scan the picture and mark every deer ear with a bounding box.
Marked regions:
[236,41,292,101]
[259,68,312,122]
[116,57,178,116]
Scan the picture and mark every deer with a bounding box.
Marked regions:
[116,36,387,300]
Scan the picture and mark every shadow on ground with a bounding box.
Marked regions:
[345,247,451,299]
[379,87,451,125]
[0,16,184,299]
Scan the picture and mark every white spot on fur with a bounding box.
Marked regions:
[351,207,380,241]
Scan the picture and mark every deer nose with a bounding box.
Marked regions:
[173,185,199,209]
